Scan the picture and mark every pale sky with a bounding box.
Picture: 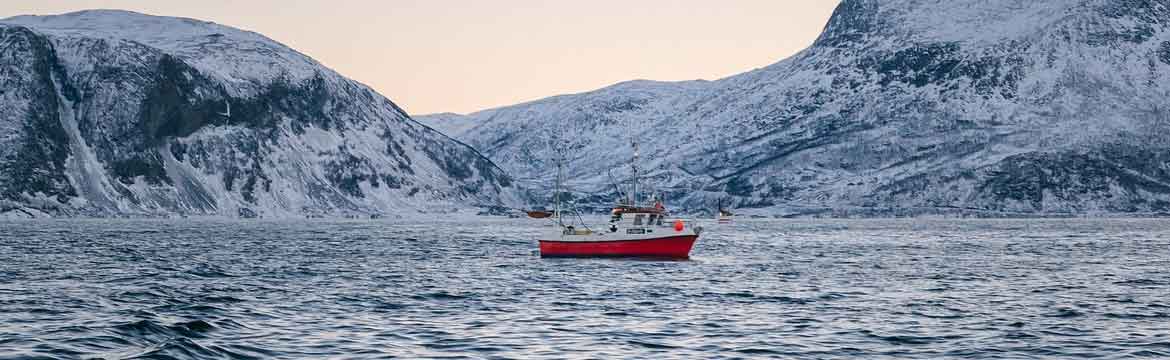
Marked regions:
[2,1,841,115]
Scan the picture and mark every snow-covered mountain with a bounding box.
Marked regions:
[418,112,482,139]
[0,10,518,218]
[419,0,1170,216]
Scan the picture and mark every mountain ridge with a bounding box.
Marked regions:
[419,0,1170,216]
[1,10,519,218]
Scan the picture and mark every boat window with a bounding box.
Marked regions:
[649,214,658,225]
[634,215,645,225]
[657,216,664,226]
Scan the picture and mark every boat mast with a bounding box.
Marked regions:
[555,120,564,227]
[631,140,639,206]
[555,153,562,227]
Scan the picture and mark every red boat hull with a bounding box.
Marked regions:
[539,235,698,259]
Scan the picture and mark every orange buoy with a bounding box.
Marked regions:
[674,219,685,232]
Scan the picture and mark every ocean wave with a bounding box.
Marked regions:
[4,218,1170,358]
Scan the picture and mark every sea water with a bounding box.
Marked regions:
[1,218,1168,358]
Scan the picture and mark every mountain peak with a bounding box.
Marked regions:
[0,10,517,218]
[2,9,321,94]
[813,0,1169,47]
[424,0,1170,216]
[4,9,152,21]
[3,9,228,36]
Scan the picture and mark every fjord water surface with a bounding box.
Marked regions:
[1,218,1168,359]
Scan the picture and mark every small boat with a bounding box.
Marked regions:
[717,208,734,224]
[526,210,554,219]
[536,137,701,259]
[539,203,701,258]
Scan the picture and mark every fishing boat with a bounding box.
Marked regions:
[717,207,734,224]
[526,210,553,219]
[539,201,702,258]
[537,140,701,258]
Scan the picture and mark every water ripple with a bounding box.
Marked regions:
[2,218,1170,358]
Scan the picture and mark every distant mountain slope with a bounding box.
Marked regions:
[417,112,484,139]
[419,0,1170,216]
[0,10,517,218]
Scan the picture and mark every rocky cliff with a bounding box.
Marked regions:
[0,10,517,218]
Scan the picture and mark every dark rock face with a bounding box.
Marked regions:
[0,26,75,205]
[1159,41,1170,65]
[0,12,517,217]
[858,42,1027,99]
[966,146,1170,213]
[814,0,880,48]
